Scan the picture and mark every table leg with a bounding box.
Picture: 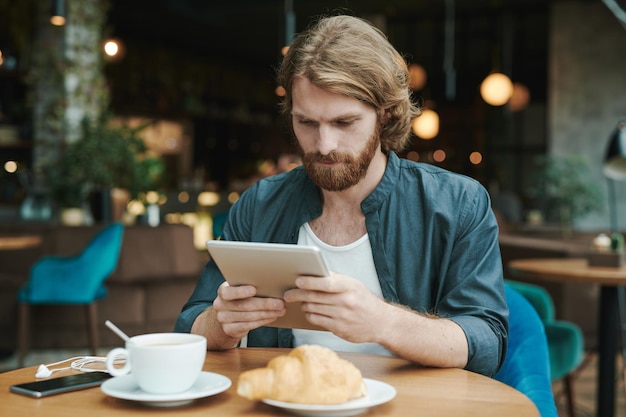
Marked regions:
[598,285,618,417]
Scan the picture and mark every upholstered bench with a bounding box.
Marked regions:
[0,223,205,350]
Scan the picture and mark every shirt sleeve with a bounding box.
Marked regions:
[173,261,223,333]
[442,183,508,377]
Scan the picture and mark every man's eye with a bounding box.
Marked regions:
[335,120,353,127]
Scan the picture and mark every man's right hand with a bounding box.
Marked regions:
[212,281,287,340]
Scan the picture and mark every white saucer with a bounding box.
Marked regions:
[262,378,396,417]
[101,371,231,407]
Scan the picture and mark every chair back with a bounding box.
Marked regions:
[212,211,229,240]
[504,279,555,322]
[494,284,557,417]
[19,223,124,304]
[506,279,584,383]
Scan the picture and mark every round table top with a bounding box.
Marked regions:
[0,348,539,417]
[508,257,626,286]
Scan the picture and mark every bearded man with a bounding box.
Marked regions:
[175,14,508,377]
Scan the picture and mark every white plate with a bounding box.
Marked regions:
[101,371,231,407]
[262,378,396,417]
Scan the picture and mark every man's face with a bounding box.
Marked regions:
[291,77,381,191]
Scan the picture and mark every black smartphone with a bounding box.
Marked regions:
[10,372,112,398]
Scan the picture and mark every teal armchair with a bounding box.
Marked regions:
[495,284,558,417]
[212,211,229,240]
[16,222,124,366]
[504,279,585,417]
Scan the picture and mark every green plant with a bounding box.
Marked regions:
[47,116,165,208]
[527,155,604,227]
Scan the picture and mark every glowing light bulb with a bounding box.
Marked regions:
[4,160,18,173]
[412,109,439,140]
[480,73,513,106]
[50,15,66,26]
[198,191,220,206]
[469,151,483,165]
[433,149,446,162]
[104,40,119,57]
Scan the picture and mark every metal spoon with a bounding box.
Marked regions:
[105,320,130,343]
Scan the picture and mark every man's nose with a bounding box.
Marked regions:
[316,125,339,155]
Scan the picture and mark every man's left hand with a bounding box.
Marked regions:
[283,272,387,343]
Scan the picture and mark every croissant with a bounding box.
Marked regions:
[237,344,366,404]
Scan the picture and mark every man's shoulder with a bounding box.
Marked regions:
[255,166,309,189]
[243,167,314,202]
[397,157,481,188]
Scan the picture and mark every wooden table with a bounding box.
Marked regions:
[0,235,42,250]
[0,348,539,417]
[508,257,626,417]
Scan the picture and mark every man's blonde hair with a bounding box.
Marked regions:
[277,14,420,153]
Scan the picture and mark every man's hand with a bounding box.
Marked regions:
[283,272,387,343]
[283,273,468,369]
[213,282,287,340]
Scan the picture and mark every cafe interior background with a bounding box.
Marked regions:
[0,0,625,243]
[1,2,626,414]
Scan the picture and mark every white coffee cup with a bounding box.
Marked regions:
[105,333,206,394]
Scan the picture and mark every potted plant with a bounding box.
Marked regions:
[47,115,165,223]
[527,154,604,235]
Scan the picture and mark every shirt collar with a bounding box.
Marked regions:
[361,151,399,213]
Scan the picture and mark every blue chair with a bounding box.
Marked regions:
[16,223,124,366]
[494,284,558,417]
[212,211,229,240]
[505,279,585,417]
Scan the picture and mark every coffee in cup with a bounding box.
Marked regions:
[105,333,206,394]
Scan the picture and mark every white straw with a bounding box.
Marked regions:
[105,320,130,342]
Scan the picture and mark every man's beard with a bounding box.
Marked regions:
[300,125,381,192]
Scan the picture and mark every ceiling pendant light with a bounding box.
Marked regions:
[102,38,125,61]
[412,109,440,140]
[481,9,516,106]
[50,0,66,26]
[480,72,513,106]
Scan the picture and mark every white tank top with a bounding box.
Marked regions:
[293,223,393,356]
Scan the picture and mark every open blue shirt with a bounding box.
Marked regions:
[175,152,508,376]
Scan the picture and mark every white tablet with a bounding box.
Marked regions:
[205,240,330,330]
